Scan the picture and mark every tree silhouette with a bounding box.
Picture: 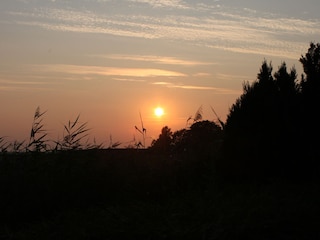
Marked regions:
[273,63,300,151]
[274,62,298,96]
[151,120,223,155]
[171,128,188,152]
[299,42,320,162]
[220,59,303,180]
[225,60,279,146]
[171,120,223,154]
[150,126,173,153]
[186,120,223,153]
[300,42,320,97]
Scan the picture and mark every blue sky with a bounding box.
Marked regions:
[1,0,319,147]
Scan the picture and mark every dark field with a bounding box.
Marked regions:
[0,149,319,240]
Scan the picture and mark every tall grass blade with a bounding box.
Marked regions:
[60,114,92,150]
[194,105,203,122]
[28,106,48,152]
[210,105,225,129]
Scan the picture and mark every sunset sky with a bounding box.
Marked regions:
[1,0,319,148]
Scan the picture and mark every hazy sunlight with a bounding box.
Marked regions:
[154,107,164,117]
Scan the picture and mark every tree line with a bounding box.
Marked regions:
[150,42,320,181]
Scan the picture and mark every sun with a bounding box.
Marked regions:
[154,107,164,117]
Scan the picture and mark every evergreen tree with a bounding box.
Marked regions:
[299,42,320,162]
[221,60,301,180]
[300,42,320,97]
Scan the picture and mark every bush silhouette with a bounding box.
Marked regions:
[151,120,223,157]
[150,126,173,153]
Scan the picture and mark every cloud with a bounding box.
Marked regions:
[215,73,252,81]
[128,0,189,9]
[0,78,57,92]
[112,77,146,82]
[101,54,213,66]
[193,73,211,77]
[152,81,170,85]
[7,4,320,59]
[31,64,187,77]
[152,81,241,94]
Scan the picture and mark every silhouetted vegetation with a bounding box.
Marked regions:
[218,42,320,181]
[1,42,320,239]
[150,126,173,153]
[27,107,49,152]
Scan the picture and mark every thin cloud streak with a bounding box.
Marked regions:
[152,81,241,94]
[128,0,189,9]
[112,77,146,82]
[216,73,252,81]
[0,78,56,92]
[6,4,320,59]
[193,73,212,77]
[101,54,213,66]
[30,64,187,77]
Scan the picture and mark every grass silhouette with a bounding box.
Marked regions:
[56,114,91,150]
[27,106,48,152]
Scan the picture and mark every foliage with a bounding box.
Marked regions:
[220,42,320,180]
[0,108,103,153]
[134,111,147,148]
[186,105,203,127]
[27,106,49,152]
[210,105,225,129]
[56,114,91,150]
[108,135,121,149]
[300,42,320,97]
[0,136,10,152]
[299,42,320,161]
[150,126,173,153]
[12,140,26,152]
[151,120,223,155]
[172,120,223,154]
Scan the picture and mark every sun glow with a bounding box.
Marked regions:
[154,107,164,117]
